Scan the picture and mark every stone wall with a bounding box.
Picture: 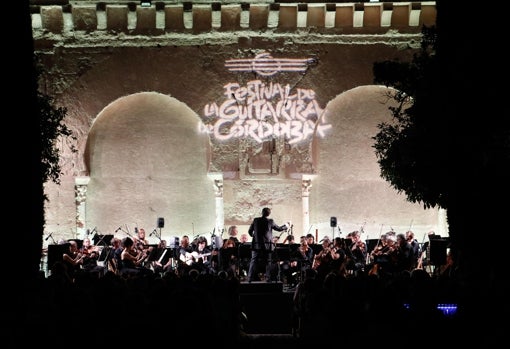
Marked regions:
[33,2,445,244]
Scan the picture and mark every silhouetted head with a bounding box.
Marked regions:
[262,207,271,217]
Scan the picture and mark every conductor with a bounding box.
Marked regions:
[247,207,289,282]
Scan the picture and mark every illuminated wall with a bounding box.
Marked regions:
[35,2,443,244]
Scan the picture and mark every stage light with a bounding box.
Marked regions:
[140,1,151,7]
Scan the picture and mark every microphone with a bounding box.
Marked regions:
[150,229,156,237]
[90,227,97,235]
[115,226,122,233]
[45,232,53,241]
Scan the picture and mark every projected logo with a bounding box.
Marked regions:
[225,52,316,76]
[200,53,331,144]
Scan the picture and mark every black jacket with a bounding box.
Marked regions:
[248,217,287,251]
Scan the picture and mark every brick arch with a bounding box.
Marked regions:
[83,92,216,234]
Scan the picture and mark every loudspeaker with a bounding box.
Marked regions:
[157,217,165,228]
[330,216,337,227]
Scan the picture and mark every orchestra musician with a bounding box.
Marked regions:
[367,233,390,276]
[312,237,333,280]
[239,233,249,244]
[183,236,213,275]
[176,235,194,276]
[151,240,172,275]
[219,237,238,278]
[345,230,367,276]
[80,237,104,276]
[237,233,250,280]
[285,238,314,286]
[369,232,398,277]
[106,237,123,274]
[133,228,153,266]
[329,237,348,277]
[227,225,240,244]
[119,236,152,277]
[395,233,415,273]
[405,230,421,269]
[283,234,295,244]
[62,240,85,279]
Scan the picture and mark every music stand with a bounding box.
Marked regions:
[94,234,113,247]
[275,246,291,262]
[289,243,299,253]
[366,239,380,255]
[158,247,173,265]
[146,246,160,262]
[47,243,70,272]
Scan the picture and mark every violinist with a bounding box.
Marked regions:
[283,239,314,286]
[134,228,150,252]
[345,230,367,275]
[62,240,85,279]
[312,237,333,280]
[80,237,104,275]
[133,228,153,268]
[373,232,398,277]
[120,236,153,277]
[369,233,389,263]
[81,237,99,255]
[294,239,314,269]
[329,237,348,277]
[395,233,415,273]
[367,233,391,277]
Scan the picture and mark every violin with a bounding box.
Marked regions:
[81,247,90,255]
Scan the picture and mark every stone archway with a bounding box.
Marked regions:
[83,92,216,237]
[310,85,442,239]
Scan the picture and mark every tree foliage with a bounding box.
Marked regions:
[372,26,450,209]
[38,87,76,186]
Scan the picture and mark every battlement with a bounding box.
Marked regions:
[31,2,436,48]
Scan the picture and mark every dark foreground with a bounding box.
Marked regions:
[9,270,505,349]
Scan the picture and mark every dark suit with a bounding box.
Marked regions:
[247,216,287,282]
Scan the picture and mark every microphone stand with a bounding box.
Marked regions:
[150,228,161,241]
[47,234,56,244]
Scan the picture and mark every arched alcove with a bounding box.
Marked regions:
[310,85,440,238]
[84,92,216,236]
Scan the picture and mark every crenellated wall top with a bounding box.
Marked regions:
[31,1,436,49]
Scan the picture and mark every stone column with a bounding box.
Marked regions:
[208,173,224,233]
[302,174,316,234]
[75,176,90,239]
